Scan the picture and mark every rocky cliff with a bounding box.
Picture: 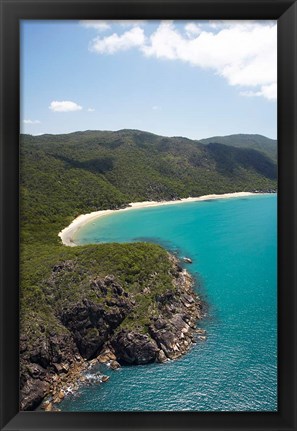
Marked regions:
[20,253,204,411]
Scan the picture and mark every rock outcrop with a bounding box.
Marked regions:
[112,330,159,364]
[60,295,131,359]
[111,257,202,364]
[20,331,80,410]
[20,255,204,410]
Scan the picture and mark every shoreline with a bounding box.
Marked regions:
[40,255,203,412]
[58,192,269,247]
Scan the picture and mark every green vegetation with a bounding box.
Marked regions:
[199,133,277,162]
[20,128,277,348]
[20,241,174,345]
[21,129,277,240]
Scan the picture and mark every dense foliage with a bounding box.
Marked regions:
[20,242,174,344]
[21,129,276,239]
[200,133,277,162]
[20,129,277,347]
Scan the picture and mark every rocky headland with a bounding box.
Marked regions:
[20,254,204,411]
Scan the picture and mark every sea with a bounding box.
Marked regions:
[59,193,277,412]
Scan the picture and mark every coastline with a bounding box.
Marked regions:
[58,192,265,246]
[42,254,203,411]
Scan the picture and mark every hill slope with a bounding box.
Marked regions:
[19,129,277,410]
[199,133,277,161]
[21,129,277,242]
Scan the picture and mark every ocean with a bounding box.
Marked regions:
[59,193,277,411]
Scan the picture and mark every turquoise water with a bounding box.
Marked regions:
[60,194,277,412]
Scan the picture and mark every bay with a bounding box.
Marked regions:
[59,194,277,411]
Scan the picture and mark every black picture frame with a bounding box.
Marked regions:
[0,1,296,430]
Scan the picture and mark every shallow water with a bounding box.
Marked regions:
[60,194,277,411]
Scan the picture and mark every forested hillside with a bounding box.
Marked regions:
[199,133,277,161]
[19,129,277,410]
[21,129,277,243]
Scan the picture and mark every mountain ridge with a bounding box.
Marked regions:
[199,133,277,161]
[20,129,277,246]
[22,129,277,161]
[19,128,277,410]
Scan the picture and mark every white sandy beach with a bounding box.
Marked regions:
[58,192,263,247]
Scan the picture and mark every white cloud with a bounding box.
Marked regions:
[49,101,83,112]
[88,21,276,101]
[240,83,277,100]
[80,20,110,32]
[89,27,146,54]
[118,20,146,27]
[80,20,146,31]
[208,20,276,30]
[142,22,276,94]
[88,108,95,112]
[260,83,277,100]
[152,105,161,111]
[23,119,41,124]
[185,23,202,37]
[141,22,181,60]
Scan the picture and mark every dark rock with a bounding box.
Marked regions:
[20,378,50,411]
[147,257,203,360]
[91,275,127,298]
[149,325,178,358]
[156,290,176,306]
[52,362,69,374]
[20,328,80,410]
[29,341,51,368]
[154,318,167,330]
[111,330,159,365]
[26,363,46,379]
[52,260,74,273]
[60,296,131,359]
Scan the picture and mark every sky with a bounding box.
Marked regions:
[21,20,277,140]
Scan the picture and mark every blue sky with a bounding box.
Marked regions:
[21,20,277,140]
